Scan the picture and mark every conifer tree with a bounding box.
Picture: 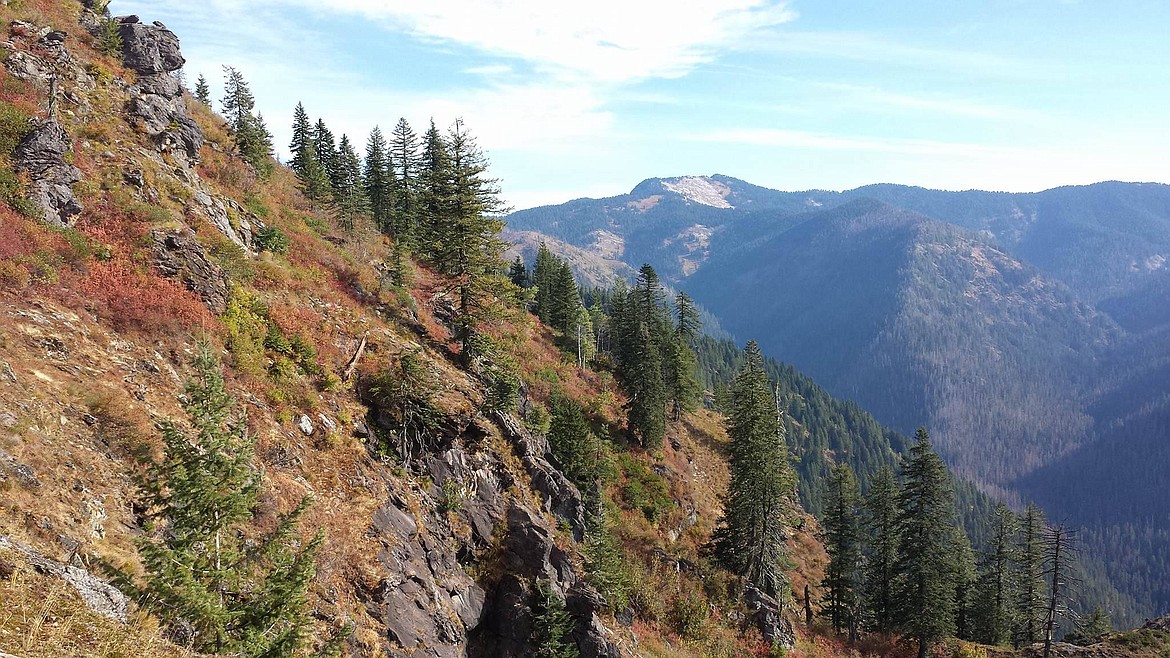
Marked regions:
[862,465,900,633]
[220,67,272,176]
[547,392,602,485]
[1015,503,1049,647]
[390,117,421,243]
[821,462,862,635]
[313,118,340,192]
[332,134,367,230]
[508,256,529,288]
[954,527,978,642]
[531,581,580,658]
[288,102,313,176]
[1041,524,1078,658]
[533,243,558,321]
[298,141,332,204]
[715,340,795,598]
[417,119,451,260]
[363,126,394,233]
[974,503,1019,646]
[895,427,958,658]
[623,321,666,449]
[194,74,210,105]
[123,344,321,656]
[432,119,509,363]
[665,292,701,421]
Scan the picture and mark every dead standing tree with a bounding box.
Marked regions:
[1042,523,1081,658]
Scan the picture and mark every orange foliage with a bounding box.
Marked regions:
[60,259,212,335]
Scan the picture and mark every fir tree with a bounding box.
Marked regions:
[954,527,978,642]
[531,581,580,658]
[508,256,530,288]
[389,117,421,243]
[533,243,558,322]
[715,340,795,598]
[122,344,321,656]
[895,427,958,658]
[431,119,509,363]
[298,141,332,203]
[288,102,313,176]
[862,465,900,633]
[363,126,394,233]
[332,134,367,230]
[194,74,210,105]
[547,392,602,485]
[624,322,666,449]
[665,291,702,421]
[416,119,451,260]
[974,503,1019,646]
[313,118,340,192]
[1016,503,1049,647]
[821,462,862,635]
[220,67,272,176]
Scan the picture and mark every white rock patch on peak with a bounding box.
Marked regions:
[661,176,733,209]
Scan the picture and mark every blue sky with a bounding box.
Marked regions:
[111,0,1170,210]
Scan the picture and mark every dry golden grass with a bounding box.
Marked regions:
[0,549,200,658]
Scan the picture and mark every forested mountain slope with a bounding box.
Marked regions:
[508,176,1170,617]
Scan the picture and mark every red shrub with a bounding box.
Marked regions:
[62,260,213,335]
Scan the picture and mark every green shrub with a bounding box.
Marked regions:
[255,225,288,253]
[670,586,709,640]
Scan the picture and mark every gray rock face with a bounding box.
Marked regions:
[0,535,128,621]
[150,229,229,314]
[567,583,624,658]
[12,121,83,227]
[117,16,185,74]
[744,585,796,649]
[366,496,486,657]
[116,16,204,162]
[494,411,588,540]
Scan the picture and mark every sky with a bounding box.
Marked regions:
[111,0,1170,210]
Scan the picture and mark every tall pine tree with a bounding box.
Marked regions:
[821,462,862,635]
[974,503,1019,646]
[364,126,394,233]
[894,427,958,658]
[431,119,509,363]
[715,340,796,598]
[220,67,272,176]
[1015,503,1049,647]
[862,465,900,633]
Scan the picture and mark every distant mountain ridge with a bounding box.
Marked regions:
[505,175,1170,616]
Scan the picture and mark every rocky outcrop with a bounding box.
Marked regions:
[117,16,203,162]
[744,585,796,650]
[1144,615,1170,631]
[0,535,128,621]
[494,410,588,540]
[12,121,83,227]
[150,228,229,314]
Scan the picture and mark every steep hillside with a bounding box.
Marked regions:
[0,4,840,657]
[510,175,1170,616]
[687,200,1117,490]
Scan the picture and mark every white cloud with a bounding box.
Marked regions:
[750,30,1052,79]
[813,82,1024,120]
[249,0,797,82]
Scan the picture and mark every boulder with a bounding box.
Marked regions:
[150,229,229,314]
[116,16,204,162]
[744,585,795,649]
[0,535,128,621]
[567,582,624,658]
[12,121,82,227]
[117,16,185,74]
